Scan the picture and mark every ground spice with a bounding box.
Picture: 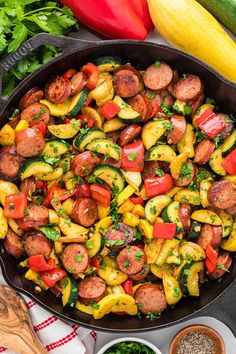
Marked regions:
[176,331,215,354]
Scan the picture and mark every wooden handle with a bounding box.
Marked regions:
[0,285,47,354]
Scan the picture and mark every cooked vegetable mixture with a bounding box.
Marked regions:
[0,57,235,320]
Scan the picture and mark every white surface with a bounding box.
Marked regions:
[95,316,236,354]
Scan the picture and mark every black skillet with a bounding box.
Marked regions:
[0,33,236,332]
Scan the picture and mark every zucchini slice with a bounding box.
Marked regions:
[81,107,103,128]
[85,233,105,258]
[103,118,127,133]
[150,263,174,279]
[163,274,183,305]
[86,138,121,160]
[93,165,125,193]
[73,128,106,152]
[48,121,80,139]
[189,221,202,241]
[145,144,177,162]
[61,276,78,307]
[93,56,122,72]
[220,210,233,238]
[42,139,71,158]
[179,261,204,296]
[155,239,180,266]
[179,241,206,261]
[191,209,222,225]
[113,95,140,123]
[141,121,166,150]
[121,170,142,191]
[21,158,53,180]
[162,201,183,232]
[145,195,172,224]
[35,167,63,181]
[69,89,88,117]
[221,130,236,154]
[209,148,226,176]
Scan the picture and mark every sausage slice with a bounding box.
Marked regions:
[142,161,160,179]
[72,198,98,227]
[62,244,89,274]
[179,203,191,231]
[116,245,146,275]
[3,228,24,258]
[167,115,186,144]
[71,151,100,177]
[78,276,106,305]
[129,264,150,282]
[217,114,234,139]
[19,87,44,110]
[207,253,232,279]
[114,70,140,98]
[197,224,221,250]
[175,161,195,187]
[70,72,87,96]
[128,94,148,121]
[134,283,167,314]
[105,223,134,249]
[24,233,52,257]
[173,75,203,101]
[208,181,236,209]
[143,63,173,91]
[194,139,215,165]
[18,204,49,230]
[45,76,71,103]
[0,152,22,181]
[20,102,50,127]
[15,128,45,158]
[118,124,142,147]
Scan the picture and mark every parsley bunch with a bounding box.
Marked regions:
[0,0,78,95]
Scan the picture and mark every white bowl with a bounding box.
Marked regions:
[96,336,162,354]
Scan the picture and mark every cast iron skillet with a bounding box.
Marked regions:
[0,33,236,332]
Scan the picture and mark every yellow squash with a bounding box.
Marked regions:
[149,0,236,82]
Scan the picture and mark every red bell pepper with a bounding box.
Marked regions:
[129,0,154,32]
[144,174,173,198]
[43,186,76,206]
[90,257,101,270]
[153,223,177,239]
[122,140,144,172]
[75,183,91,198]
[82,63,99,90]
[28,255,56,272]
[42,268,67,288]
[77,114,94,128]
[205,245,218,273]
[4,192,27,219]
[60,0,147,40]
[34,121,47,136]
[90,184,111,208]
[100,101,120,120]
[63,68,77,79]
[149,103,161,119]
[122,279,133,296]
[222,148,236,175]
[130,197,144,205]
[195,109,226,138]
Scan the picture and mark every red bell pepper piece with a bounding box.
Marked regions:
[222,148,236,175]
[122,140,144,172]
[28,255,56,272]
[195,109,226,138]
[43,186,76,206]
[122,279,133,296]
[149,103,161,119]
[82,63,99,90]
[35,180,47,195]
[153,223,177,239]
[130,197,144,205]
[60,0,147,40]
[144,174,173,198]
[34,121,47,136]
[205,244,218,266]
[100,101,120,120]
[90,184,111,208]
[75,183,91,198]
[129,0,154,32]
[42,268,67,288]
[4,192,27,219]
[63,68,77,79]
[90,257,101,270]
[77,114,94,128]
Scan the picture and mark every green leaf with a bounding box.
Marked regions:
[8,23,28,53]
[39,225,60,241]
[0,33,7,52]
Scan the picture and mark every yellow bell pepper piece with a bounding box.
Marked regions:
[0,181,19,205]
[98,265,128,286]
[0,207,8,239]
[145,238,164,264]
[8,218,23,236]
[98,205,110,219]
[200,179,212,208]
[117,199,134,214]
[0,124,15,146]
[54,241,63,254]
[135,185,149,200]
[117,185,136,206]
[95,216,113,234]
[138,219,153,239]
[122,212,139,227]
[59,217,89,236]
[132,204,145,218]
[221,221,236,252]
[62,198,74,217]
[76,301,93,315]
[25,269,48,290]
[15,119,29,132]
[170,152,189,180]
[48,209,59,224]
[103,256,119,269]
[103,118,127,133]
[93,294,137,319]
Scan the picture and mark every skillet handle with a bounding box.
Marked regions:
[0,33,97,109]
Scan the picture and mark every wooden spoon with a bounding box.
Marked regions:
[0,285,47,354]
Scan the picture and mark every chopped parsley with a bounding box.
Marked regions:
[74,255,84,263]
[154,168,164,176]
[105,239,125,247]
[146,312,160,320]
[38,225,60,241]
[150,206,157,215]
[128,153,138,162]
[85,239,93,250]
[173,287,181,297]
[179,162,193,181]
[153,60,161,68]
[183,105,192,115]
[89,302,100,310]
[134,250,144,261]
[123,260,130,269]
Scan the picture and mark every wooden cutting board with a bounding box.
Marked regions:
[0,285,47,354]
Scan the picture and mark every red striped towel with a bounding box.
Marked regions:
[0,294,96,354]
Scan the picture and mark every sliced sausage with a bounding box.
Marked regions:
[194,139,215,165]
[167,114,186,144]
[134,283,167,315]
[116,245,146,275]
[70,72,87,96]
[101,157,122,168]
[226,205,236,216]
[72,198,98,227]
[3,228,24,258]
[114,70,140,98]
[118,124,142,147]
[15,128,45,158]
[143,63,173,91]
[208,181,236,209]
[173,75,203,101]
[45,76,71,103]
[8,114,21,129]
[105,222,134,249]
[217,114,234,139]
[78,276,106,305]
[190,94,204,117]
[106,131,120,144]
[20,102,50,127]
[0,152,22,181]
[24,233,52,257]
[20,177,36,200]
[142,161,160,179]
[159,161,170,173]
[145,89,174,107]
[71,151,100,177]
[61,244,89,274]
[19,87,44,110]
[128,94,148,121]
[197,224,222,250]
[179,203,191,231]
[129,264,150,282]
[175,160,195,187]
[18,204,49,230]
[207,253,232,279]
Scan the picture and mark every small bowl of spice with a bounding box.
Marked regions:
[169,324,225,354]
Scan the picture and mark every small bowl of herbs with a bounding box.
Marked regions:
[97,337,162,354]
